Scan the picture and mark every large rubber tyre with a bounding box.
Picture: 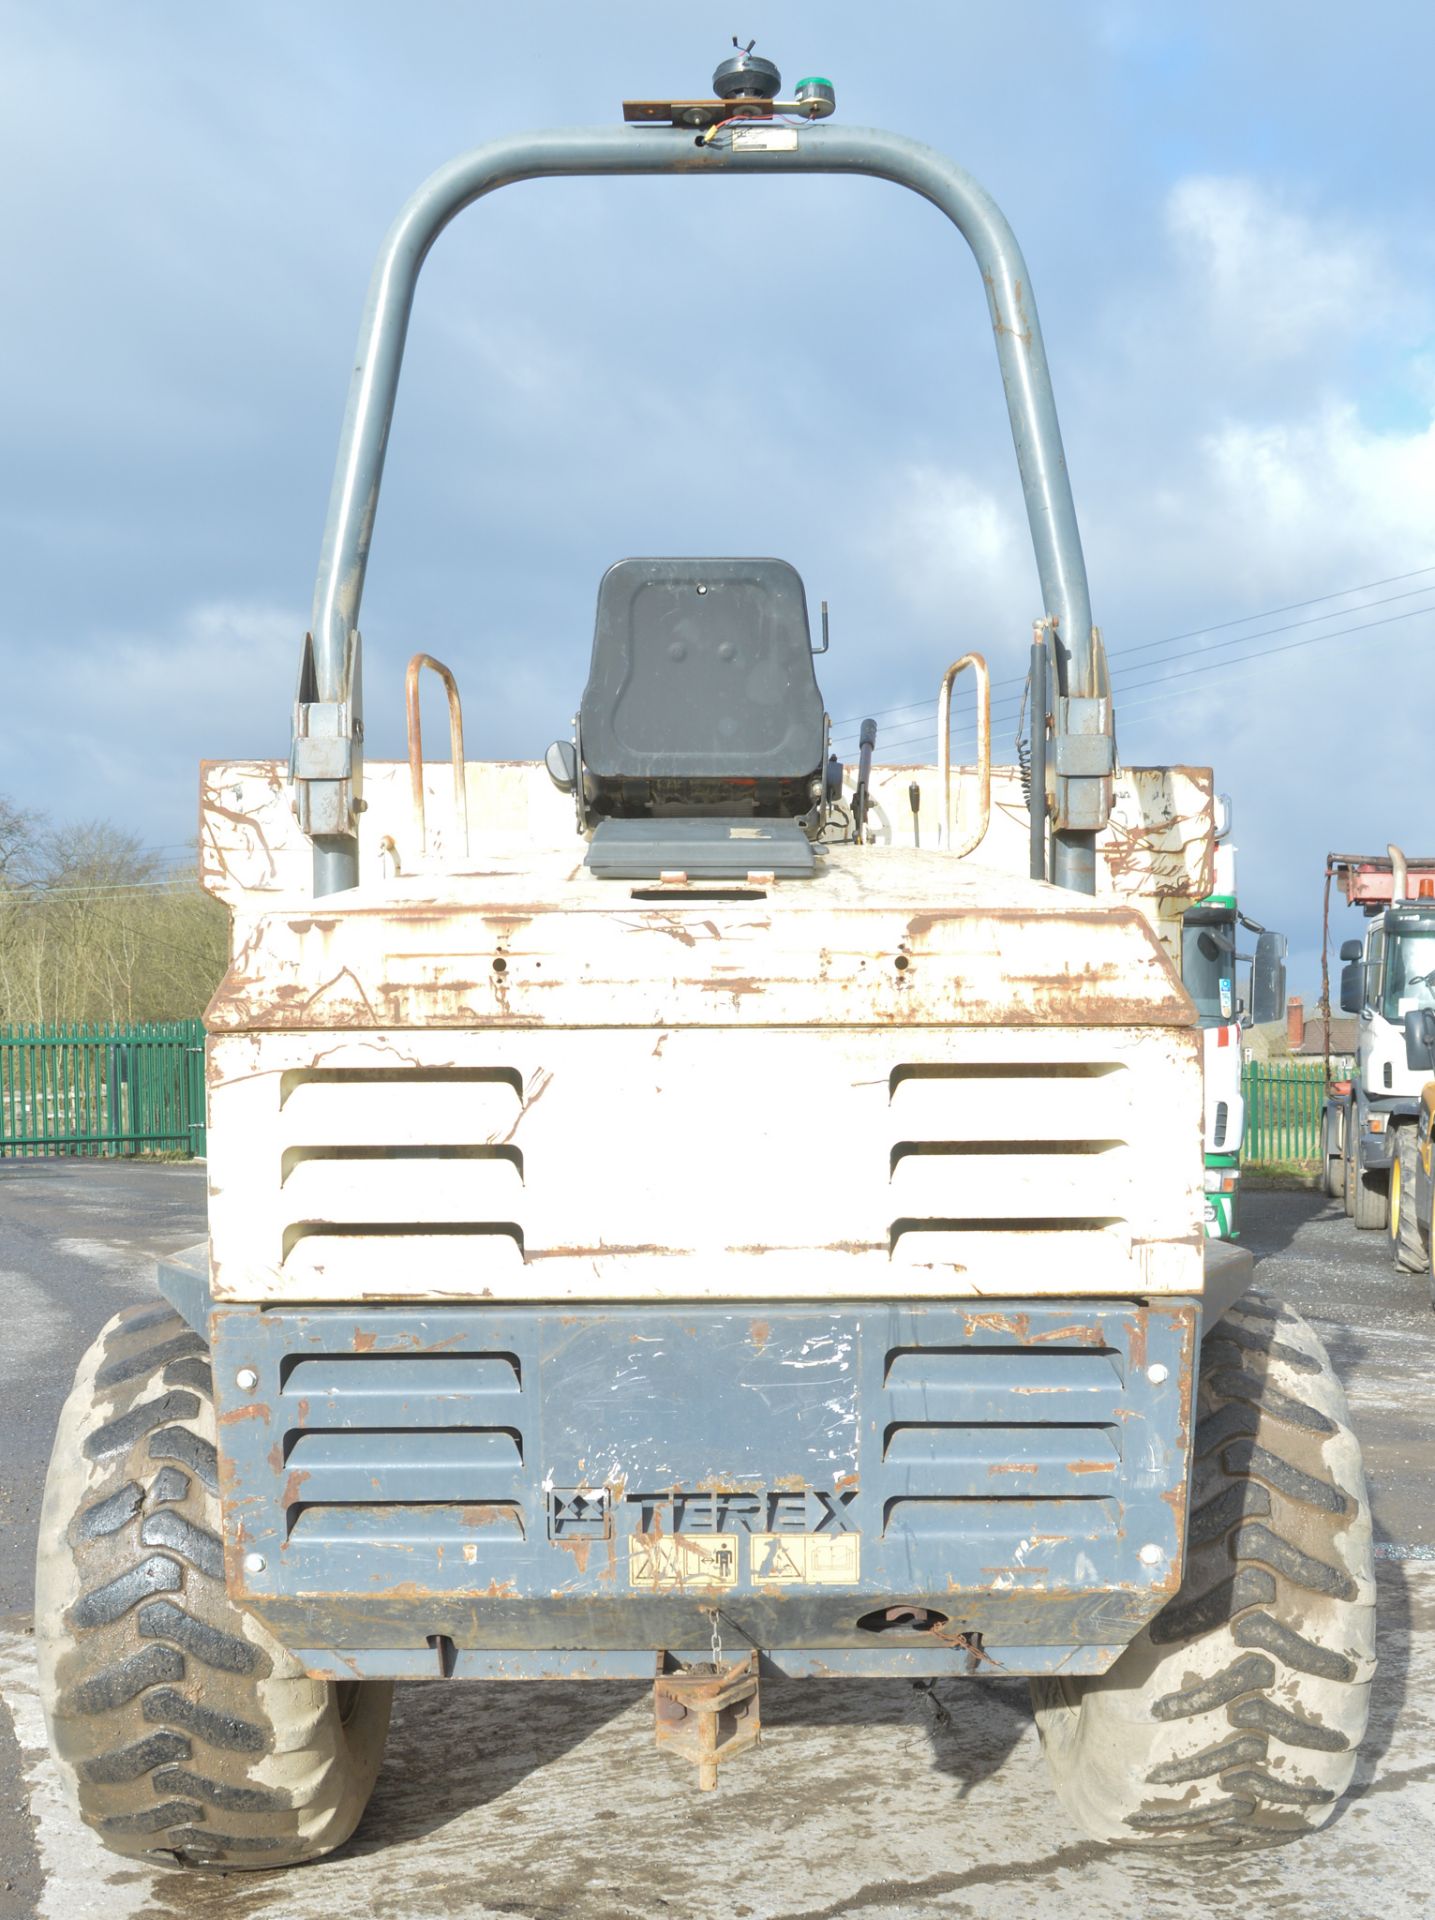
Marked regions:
[1320,1110,1343,1200]
[1388,1126,1423,1272]
[1031,1289,1375,1849]
[1341,1129,1356,1218]
[1349,1142,1387,1231]
[35,1302,393,1870]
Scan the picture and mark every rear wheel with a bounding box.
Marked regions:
[1031,1289,1375,1849]
[1320,1110,1343,1200]
[1348,1131,1387,1231]
[35,1302,393,1870]
[1389,1127,1423,1272]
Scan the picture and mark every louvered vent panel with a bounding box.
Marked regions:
[880,1341,1124,1545]
[277,1067,527,1285]
[889,1062,1134,1266]
[279,1350,526,1546]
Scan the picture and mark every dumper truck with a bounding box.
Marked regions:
[35,48,1374,1867]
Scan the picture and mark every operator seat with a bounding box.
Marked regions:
[576,557,826,878]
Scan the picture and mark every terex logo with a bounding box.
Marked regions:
[626,1488,859,1535]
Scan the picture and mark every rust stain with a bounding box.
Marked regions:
[219,1401,270,1427]
[353,1329,378,1353]
[963,1311,1031,1342]
[460,1504,509,1527]
[749,1319,771,1353]
[526,1243,686,1260]
[1126,1312,1149,1376]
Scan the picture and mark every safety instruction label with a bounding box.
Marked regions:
[629,1534,739,1589]
[749,1532,861,1585]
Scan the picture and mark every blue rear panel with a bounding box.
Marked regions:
[205,1294,1196,1679]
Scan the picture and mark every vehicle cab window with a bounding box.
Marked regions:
[1383,916,1435,1020]
[1364,927,1385,1014]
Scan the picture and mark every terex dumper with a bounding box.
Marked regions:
[36,49,1374,1867]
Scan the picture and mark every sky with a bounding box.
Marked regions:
[2,0,1433,992]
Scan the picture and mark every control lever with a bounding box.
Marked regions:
[853,718,877,843]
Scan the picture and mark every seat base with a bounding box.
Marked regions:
[584,817,816,880]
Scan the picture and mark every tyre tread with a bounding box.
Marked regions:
[35,1306,392,1872]
[1031,1288,1375,1852]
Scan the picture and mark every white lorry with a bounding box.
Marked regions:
[1322,847,1435,1260]
[1179,832,1287,1239]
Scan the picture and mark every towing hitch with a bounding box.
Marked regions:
[654,1649,761,1789]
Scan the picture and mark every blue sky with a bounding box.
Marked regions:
[3,1,1434,989]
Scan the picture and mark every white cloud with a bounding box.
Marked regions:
[1165,175,1391,360]
[1201,403,1435,568]
[865,464,1030,624]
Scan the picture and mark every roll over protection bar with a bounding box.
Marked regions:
[300,120,1107,895]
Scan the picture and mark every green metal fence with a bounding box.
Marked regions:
[0,1020,206,1158]
[1241,1058,1344,1164]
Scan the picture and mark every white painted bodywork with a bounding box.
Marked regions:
[200,758,1210,1308]
[1200,1026,1244,1156]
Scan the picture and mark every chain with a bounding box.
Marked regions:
[707,1606,723,1665]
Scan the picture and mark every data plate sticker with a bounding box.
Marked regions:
[629,1534,739,1589]
[732,126,799,152]
[750,1533,861,1584]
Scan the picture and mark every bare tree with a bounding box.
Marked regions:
[0,794,228,1025]
[0,796,43,888]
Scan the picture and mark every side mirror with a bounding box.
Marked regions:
[1405,1008,1435,1074]
[1250,930,1287,1026]
[1339,938,1363,962]
[1339,960,1365,1014]
[1344,960,1367,1021]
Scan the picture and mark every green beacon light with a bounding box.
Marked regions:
[794,76,837,118]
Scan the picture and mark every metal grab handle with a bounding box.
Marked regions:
[937,653,991,859]
[405,653,469,860]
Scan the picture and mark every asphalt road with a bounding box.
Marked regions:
[1,1163,1431,1920]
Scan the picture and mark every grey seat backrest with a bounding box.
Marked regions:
[579,558,825,781]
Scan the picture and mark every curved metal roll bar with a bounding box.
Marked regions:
[936,654,991,860]
[405,653,469,863]
[301,119,1101,894]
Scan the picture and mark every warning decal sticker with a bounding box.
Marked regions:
[628,1534,739,1589]
[749,1532,861,1585]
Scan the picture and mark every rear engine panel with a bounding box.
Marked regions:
[202,1286,1196,1680]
